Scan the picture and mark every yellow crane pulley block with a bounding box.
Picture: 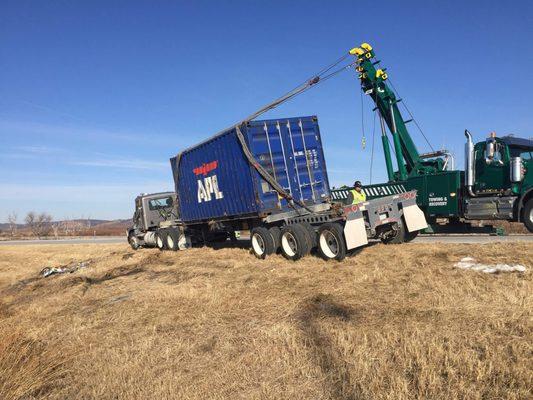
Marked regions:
[360,42,373,52]
[376,69,388,80]
[349,47,365,56]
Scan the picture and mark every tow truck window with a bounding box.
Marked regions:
[148,197,173,210]
[509,147,533,159]
[520,151,532,160]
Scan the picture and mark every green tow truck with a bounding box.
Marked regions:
[332,43,533,235]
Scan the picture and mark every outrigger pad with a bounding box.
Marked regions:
[403,204,428,232]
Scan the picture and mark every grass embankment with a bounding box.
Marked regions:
[0,242,531,399]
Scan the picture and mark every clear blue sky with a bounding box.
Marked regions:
[1,0,532,222]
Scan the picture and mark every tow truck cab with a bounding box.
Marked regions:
[464,133,533,228]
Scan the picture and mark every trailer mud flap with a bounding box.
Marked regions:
[402,204,428,232]
[344,215,368,250]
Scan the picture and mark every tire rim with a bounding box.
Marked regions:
[167,235,174,249]
[529,207,533,223]
[157,236,163,248]
[251,233,265,256]
[319,230,338,259]
[281,232,297,257]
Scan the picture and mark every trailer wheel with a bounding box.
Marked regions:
[300,222,318,249]
[381,221,405,244]
[524,199,533,233]
[251,227,275,259]
[268,226,281,253]
[155,230,167,251]
[317,222,347,261]
[166,229,180,251]
[280,224,311,261]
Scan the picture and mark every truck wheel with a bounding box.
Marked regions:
[524,199,533,233]
[128,233,140,250]
[268,226,281,253]
[404,230,419,242]
[156,230,167,251]
[300,222,318,249]
[166,229,180,251]
[251,227,275,259]
[317,222,347,261]
[280,224,311,261]
[381,221,405,244]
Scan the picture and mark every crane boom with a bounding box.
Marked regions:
[350,43,446,181]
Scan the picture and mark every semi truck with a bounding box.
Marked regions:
[127,116,428,261]
[331,43,533,233]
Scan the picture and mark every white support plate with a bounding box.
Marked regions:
[344,217,368,250]
[403,204,428,232]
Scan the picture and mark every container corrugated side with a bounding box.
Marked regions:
[172,129,259,223]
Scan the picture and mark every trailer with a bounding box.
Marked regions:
[127,116,428,261]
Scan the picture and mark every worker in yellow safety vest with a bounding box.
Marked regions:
[348,181,366,205]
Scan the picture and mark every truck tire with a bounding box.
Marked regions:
[268,226,281,253]
[128,232,140,250]
[280,224,311,261]
[403,230,419,242]
[155,230,167,251]
[166,229,180,251]
[300,222,318,249]
[381,221,405,244]
[251,227,275,259]
[317,222,347,261]
[524,199,533,233]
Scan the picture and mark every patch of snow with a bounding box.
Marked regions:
[454,257,526,274]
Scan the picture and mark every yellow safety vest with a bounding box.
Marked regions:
[350,189,366,205]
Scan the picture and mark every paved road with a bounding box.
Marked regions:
[411,234,533,244]
[0,236,126,246]
[1,235,532,246]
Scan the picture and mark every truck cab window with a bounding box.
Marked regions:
[148,197,173,210]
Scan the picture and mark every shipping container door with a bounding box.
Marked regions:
[283,117,330,204]
[247,116,330,210]
[246,121,293,211]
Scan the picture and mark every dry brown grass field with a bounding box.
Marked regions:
[0,241,531,400]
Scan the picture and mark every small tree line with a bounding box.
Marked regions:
[4,211,92,239]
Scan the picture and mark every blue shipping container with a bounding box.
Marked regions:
[170,116,330,224]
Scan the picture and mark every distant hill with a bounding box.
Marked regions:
[0,219,132,237]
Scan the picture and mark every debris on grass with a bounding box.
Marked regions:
[40,261,92,278]
[454,257,526,274]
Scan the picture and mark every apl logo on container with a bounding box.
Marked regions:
[193,160,224,203]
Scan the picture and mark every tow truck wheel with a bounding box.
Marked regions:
[381,221,405,244]
[280,224,311,261]
[166,229,180,251]
[317,222,347,261]
[155,230,167,251]
[251,227,275,259]
[404,230,419,242]
[524,199,533,233]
